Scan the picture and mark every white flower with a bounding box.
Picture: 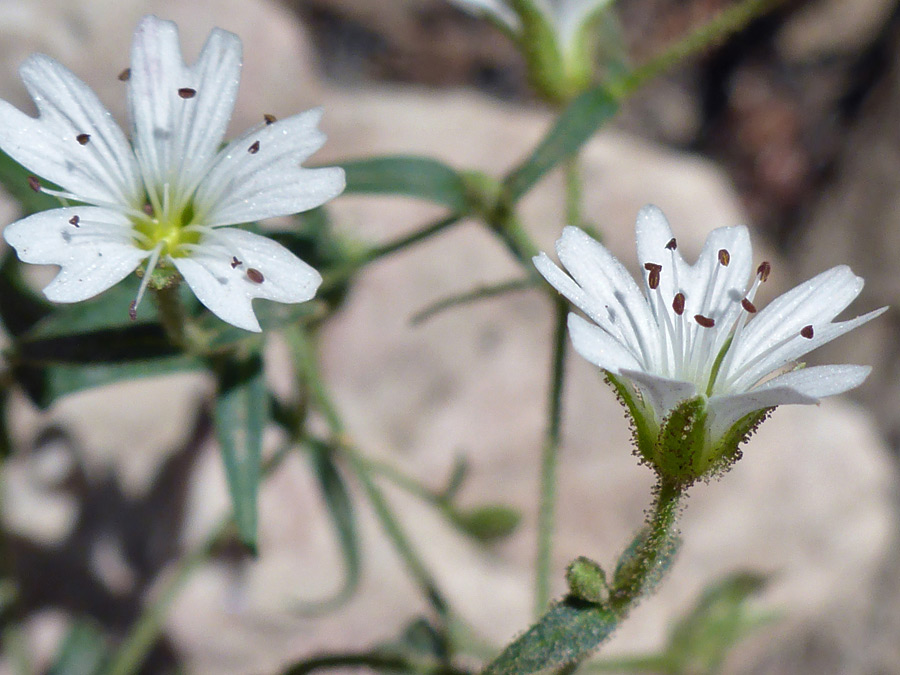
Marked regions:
[0,15,345,332]
[535,205,886,478]
[448,0,611,52]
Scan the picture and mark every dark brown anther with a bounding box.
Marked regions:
[27,175,41,192]
[263,113,276,125]
[757,261,771,282]
[142,203,154,216]
[69,215,80,227]
[800,325,814,339]
[248,140,260,154]
[118,68,131,82]
[695,314,716,328]
[665,238,677,251]
[672,293,685,316]
[246,268,264,284]
[128,300,137,321]
[231,256,242,269]
[643,262,662,290]
[718,249,730,266]
[178,87,197,99]
[76,133,91,145]
[741,298,757,313]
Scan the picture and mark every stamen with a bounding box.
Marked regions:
[118,68,131,82]
[231,256,242,269]
[741,298,757,313]
[178,87,197,99]
[718,249,730,266]
[142,203,154,216]
[69,215,80,227]
[246,268,264,284]
[695,314,715,328]
[27,176,41,192]
[248,140,260,154]
[665,238,677,250]
[263,114,276,125]
[132,243,164,321]
[757,261,771,282]
[644,262,661,290]
[800,325,814,339]
[76,133,91,145]
[672,293,685,316]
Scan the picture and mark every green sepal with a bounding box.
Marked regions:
[604,372,655,467]
[656,396,708,484]
[566,556,609,604]
[701,407,772,478]
[507,0,569,103]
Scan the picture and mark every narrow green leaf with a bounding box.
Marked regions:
[482,598,619,675]
[214,355,267,552]
[504,87,618,201]
[15,356,203,410]
[339,156,470,212]
[300,440,360,611]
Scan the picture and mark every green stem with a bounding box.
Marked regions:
[563,156,582,228]
[321,215,462,294]
[152,284,186,348]
[105,443,296,675]
[411,278,537,325]
[609,478,682,611]
[286,326,451,620]
[534,298,568,616]
[342,443,450,618]
[610,0,783,100]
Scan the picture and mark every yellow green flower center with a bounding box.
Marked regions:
[132,201,201,257]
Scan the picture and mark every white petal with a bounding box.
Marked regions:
[707,364,871,441]
[555,226,658,369]
[171,227,321,332]
[3,207,148,302]
[567,313,642,373]
[729,265,863,372]
[173,26,242,198]
[725,306,887,392]
[195,108,345,226]
[0,55,140,205]
[128,15,191,194]
[535,251,628,339]
[635,204,685,303]
[619,368,697,427]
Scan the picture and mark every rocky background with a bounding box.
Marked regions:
[1,0,900,674]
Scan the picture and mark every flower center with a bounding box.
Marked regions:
[131,199,201,258]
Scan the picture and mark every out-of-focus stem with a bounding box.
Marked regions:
[534,298,568,616]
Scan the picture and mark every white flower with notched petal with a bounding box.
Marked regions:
[0,15,345,332]
[535,205,886,483]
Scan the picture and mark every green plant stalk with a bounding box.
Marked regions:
[610,0,783,100]
[534,298,569,617]
[105,440,296,675]
[152,284,186,348]
[321,214,463,295]
[609,478,682,611]
[287,326,452,620]
[563,156,582,228]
